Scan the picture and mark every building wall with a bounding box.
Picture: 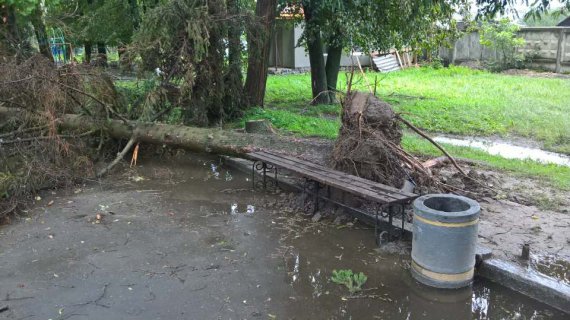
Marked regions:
[269,23,371,70]
[268,23,296,68]
[440,27,570,72]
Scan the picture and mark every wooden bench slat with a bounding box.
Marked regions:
[263,151,412,197]
[256,152,410,202]
[249,151,415,204]
[253,151,414,200]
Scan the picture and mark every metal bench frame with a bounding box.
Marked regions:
[249,151,418,245]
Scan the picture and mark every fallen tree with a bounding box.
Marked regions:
[0,107,325,159]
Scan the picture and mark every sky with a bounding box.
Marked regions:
[469,0,567,21]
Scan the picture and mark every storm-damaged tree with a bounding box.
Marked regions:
[132,0,251,126]
[299,0,466,105]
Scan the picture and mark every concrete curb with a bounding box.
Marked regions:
[478,259,570,314]
[221,155,570,314]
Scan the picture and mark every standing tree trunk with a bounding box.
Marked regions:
[84,42,92,64]
[244,0,277,107]
[0,4,20,56]
[303,2,330,105]
[325,44,342,102]
[97,43,107,66]
[31,5,52,61]
[224,0,245,116]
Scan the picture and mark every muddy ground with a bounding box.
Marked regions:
[0,155,567,319]
[288,138,570,273]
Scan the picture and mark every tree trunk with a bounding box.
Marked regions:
[96,43,107,67]
[244,0,277,107]
[303,3,330,105]
[84,42,92,64]
[0,107,320,158]
[224,0,244,115]
[128,0,140,30]
[31,5,52,61]
[1,4,20,56]
[325,44,342,102]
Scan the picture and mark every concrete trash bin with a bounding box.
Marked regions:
[411,194,480,289]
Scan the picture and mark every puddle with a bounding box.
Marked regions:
[531,254,570,285]
[0,154,567,319]
[278,224,567,319]
[434,136,570,167]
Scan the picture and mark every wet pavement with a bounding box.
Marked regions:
[0,154,567,319]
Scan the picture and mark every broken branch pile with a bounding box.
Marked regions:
[0,56,117,219]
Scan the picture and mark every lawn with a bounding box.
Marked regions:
[262,66,570,155]
[241,66,570,189]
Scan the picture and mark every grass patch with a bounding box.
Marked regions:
[266,66,570,155]
[237,106,570,190]
[240,107,340,139]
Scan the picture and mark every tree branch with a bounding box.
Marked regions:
[396,115,467,176]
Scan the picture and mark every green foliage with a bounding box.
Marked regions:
[131,0,248,126]
[331,269,368,294]
[294,0,467,58]
[479,19,526,71]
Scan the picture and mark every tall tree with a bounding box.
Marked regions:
[244,0,278,107]
[224,0,245,116]
[303,0,330,104]
[297,0,465,104]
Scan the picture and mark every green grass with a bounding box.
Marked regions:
[265,66,570,155]
[241,107,340,139]
[240,105,570,190]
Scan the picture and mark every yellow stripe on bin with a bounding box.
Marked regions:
[414,214,479,228]
[412,261,474,283]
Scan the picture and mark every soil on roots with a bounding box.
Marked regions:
[331,91,407,188]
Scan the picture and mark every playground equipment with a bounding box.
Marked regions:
[48,28,73,66]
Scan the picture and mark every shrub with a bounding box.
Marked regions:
[479,19,526,71]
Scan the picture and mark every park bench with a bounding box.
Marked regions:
[247,150,418,244]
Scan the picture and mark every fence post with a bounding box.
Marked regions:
[555,29,564,73]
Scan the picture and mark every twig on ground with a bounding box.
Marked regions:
[97,136,137,178]
[1,294,34,302]
[69,283,110,308]
[342,294,391,301]
[0,125,50,139]
[0,130,96,145]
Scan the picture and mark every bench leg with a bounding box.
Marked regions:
[375,204,389,246]
[313,181,320,214]
[252,161,279,192]
[252,161,268,191]
[263,163,267,190]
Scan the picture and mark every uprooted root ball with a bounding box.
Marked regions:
[331,91,408,188]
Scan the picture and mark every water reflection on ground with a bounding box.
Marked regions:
[277,219,567,319]
[433,136,570,167]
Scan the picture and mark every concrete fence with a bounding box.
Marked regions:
[440,27,570,73]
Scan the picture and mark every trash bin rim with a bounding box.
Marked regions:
[413,194,480,223]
